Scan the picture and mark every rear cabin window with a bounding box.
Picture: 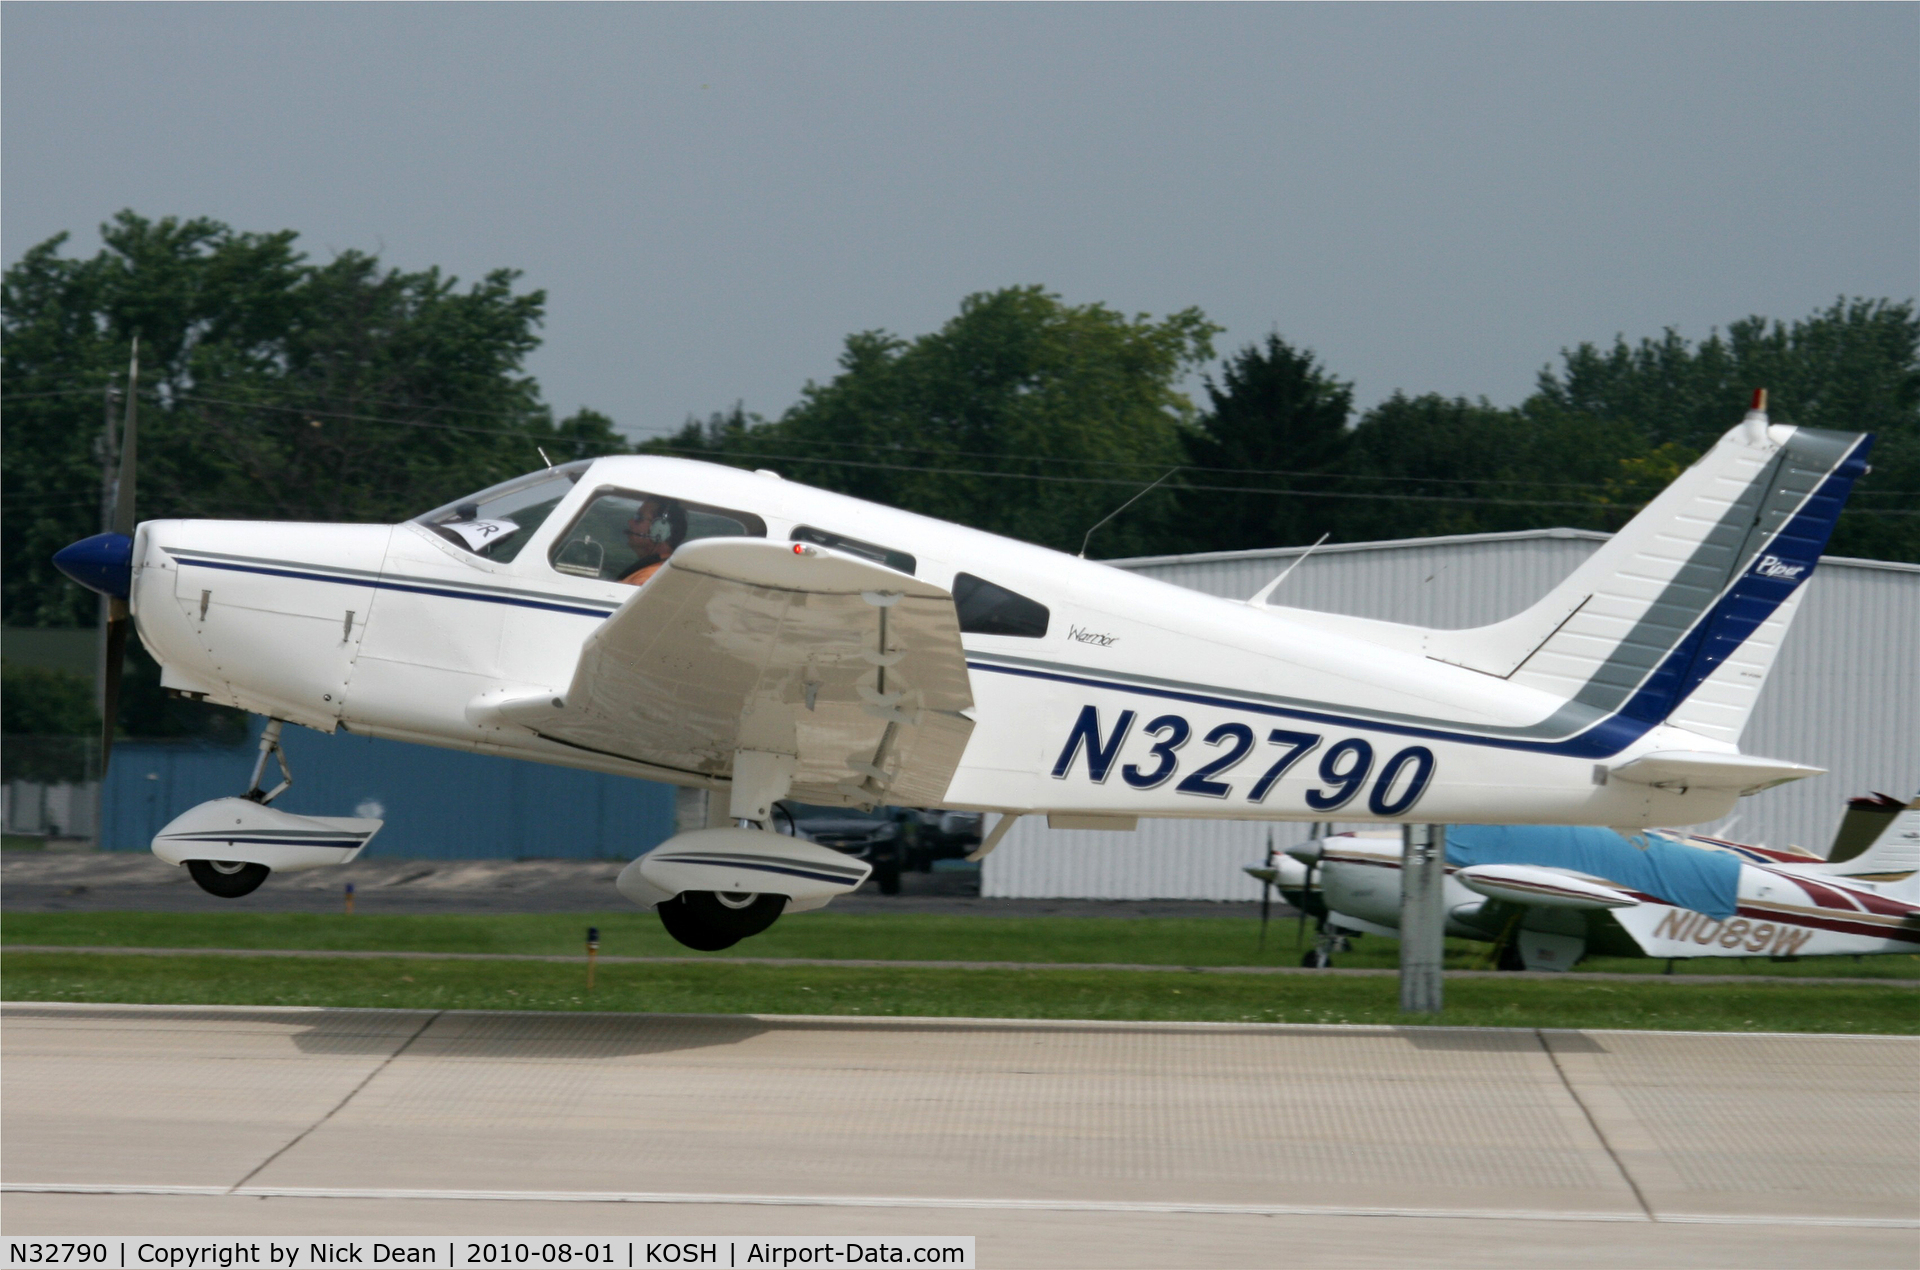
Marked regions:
[953,572,1050,638]
[549,488,766,585]
[791,526,916,575]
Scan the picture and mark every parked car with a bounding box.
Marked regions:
[775,803,984,893]
[898,809,985,869]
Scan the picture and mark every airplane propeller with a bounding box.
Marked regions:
[102,338,140,772]
[51,338,140,775]
[1258,830,1275,948]
[1296,854,1317,948]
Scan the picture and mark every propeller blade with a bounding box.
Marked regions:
[1258,831,1274,949]
[112,337,139,536]
[100,607,128,774]
[99,337,140,776]
[1297,860,1315,949]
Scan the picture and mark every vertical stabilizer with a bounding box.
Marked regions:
[1425,397,1870,745]
[1823,790,1920,879]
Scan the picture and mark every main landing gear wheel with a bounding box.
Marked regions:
[186,859,271,898]
[656,890,788,951]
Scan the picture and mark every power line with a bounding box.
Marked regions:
[11,381,1920,495]
[641,445,1920,514]
[7,386,1917,512]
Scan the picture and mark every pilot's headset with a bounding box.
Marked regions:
[646,499,689,548]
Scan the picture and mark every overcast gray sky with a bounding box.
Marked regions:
[5,3,1915,439]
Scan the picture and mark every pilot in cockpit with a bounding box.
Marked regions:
[620,496,688,586]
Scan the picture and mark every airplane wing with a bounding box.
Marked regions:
[480,538,974,808]
[1453,863,1639,911]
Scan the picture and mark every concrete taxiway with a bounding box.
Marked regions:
[3,1004,1915,1267]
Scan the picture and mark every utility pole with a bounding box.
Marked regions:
[93,374,120,844]
[1399,822,1446,1013]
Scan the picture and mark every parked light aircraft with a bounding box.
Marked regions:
[1251,791,1920,969]
[55,356,1874,950]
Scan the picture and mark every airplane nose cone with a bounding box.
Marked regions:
[53,532,133,599]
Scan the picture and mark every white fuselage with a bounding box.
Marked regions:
[129,456,1745,827]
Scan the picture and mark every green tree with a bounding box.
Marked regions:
[1171,334,1353,552]
[653,286,1219,557]
[1322,394,1648,544]
[1532,298,1919,559]
[2,212,627,629]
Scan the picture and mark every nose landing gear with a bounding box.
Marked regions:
[186,859,271,898]
[155,718,384,898]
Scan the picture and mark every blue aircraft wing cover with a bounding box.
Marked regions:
[1445,824,1741,920]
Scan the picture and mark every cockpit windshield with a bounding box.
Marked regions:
[412,461,593,562]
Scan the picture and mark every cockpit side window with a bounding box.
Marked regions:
[549,487,767,585]
[414,462,592,563]
[953,572,1050,637]
[790,526,916,575]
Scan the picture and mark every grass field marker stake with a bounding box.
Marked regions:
[586,926,600,990]
[343,882,354,916]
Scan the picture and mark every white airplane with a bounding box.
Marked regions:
[1253,791,1920,969]
[55,353,1874,950]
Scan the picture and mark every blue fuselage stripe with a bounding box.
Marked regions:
[966,659,1626,756]
[168,555,617,619]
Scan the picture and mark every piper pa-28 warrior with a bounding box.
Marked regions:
[1253,790,1920,970]
[55,361,1873,951]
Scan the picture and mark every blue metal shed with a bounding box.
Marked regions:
[102,726,676,860]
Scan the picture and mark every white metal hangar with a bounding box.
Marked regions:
[982,528,1920,901]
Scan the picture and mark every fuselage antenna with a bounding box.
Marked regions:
[537,446,555,472]
[1248,532,1331,606]
[1078,467,1181,559]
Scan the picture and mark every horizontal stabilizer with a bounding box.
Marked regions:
[1607,750,1823,795]
[1454,863,1639,911]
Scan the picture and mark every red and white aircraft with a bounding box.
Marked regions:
[1259,792,1920,969]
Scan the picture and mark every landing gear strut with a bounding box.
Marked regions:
[185,719,292,899]
[1300,923,1353,968]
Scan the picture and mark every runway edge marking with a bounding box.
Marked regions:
[4,1183,1914,1229]
[5,1001,1918,1041]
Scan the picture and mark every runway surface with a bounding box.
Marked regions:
[3,1003,1916,1267]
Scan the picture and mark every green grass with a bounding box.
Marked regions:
[6,909,1919,978]
[3,950,1914,1033]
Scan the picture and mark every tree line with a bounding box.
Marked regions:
[653,289,1918,562]
[5,212,1915,741]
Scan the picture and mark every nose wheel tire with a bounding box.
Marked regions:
[656,890,788,951]
[186,859,271,898]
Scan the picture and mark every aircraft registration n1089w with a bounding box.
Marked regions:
[55,358,1873,950]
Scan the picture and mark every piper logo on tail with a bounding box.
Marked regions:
[1754,555,1806,581]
